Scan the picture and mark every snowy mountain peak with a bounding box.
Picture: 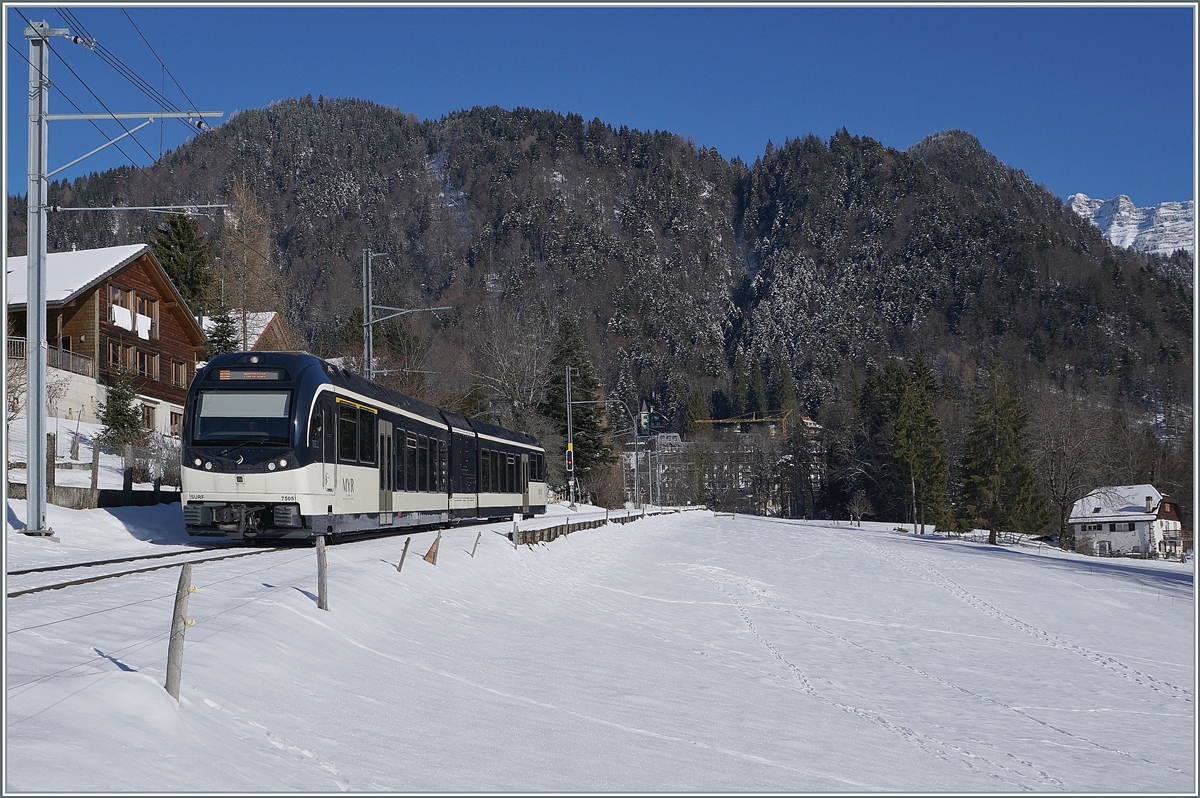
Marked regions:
[1067,192,1194,257]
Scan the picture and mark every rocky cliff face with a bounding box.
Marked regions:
[1067,193,1194,257]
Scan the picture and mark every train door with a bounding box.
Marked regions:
[378,420,394,524]
[321,399,336,498]
[521,453,530,516]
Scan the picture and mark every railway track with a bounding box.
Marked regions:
[5,545,286,598]
[4,525,453,599]
[5,512,616,599]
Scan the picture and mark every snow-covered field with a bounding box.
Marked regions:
[4,501,1195,792]
[5,416,173,491]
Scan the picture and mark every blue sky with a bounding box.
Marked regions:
[5,4,1195,206]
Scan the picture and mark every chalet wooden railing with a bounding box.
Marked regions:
[6,337,94,378]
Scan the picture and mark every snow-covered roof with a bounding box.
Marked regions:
[1068,484,1163,524]
[6,244,149,307]
[201,310,280,350]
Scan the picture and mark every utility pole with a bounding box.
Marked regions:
[23,21,59,535]
[361,249,447,380]
[20,20,221,536]
[566,365,575,509]
[569,398,639,509]
[241,224,248,350]
[362,249,374,376]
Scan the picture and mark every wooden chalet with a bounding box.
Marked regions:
[6,244,206,435]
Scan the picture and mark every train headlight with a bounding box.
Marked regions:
[267,462,276,471]
[204,461,213,471]
[193,457,202,467]
[278,458,288,468]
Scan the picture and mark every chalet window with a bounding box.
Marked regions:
[108,340,131,371]
[108,285,129,310]
[141,404,156,430]
[170,411,183,437]
[135,294,159,339]
[171,361,188,388]
[136,350,159,379]
[1128,522,1136,531]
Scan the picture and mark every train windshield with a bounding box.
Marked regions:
[193,390,292,445]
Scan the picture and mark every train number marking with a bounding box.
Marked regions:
[189,494,205,500]
[281,495,296,502]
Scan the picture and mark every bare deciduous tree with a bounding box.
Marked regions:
[217,178,286,344]
[467,303,554,417]
[847,489,873,527]
[1026,387,1113,550]
[6,356,27,433]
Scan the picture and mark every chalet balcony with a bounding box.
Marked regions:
[6,337,94,378]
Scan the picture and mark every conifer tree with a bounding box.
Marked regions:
[682,387,710,436]
[96,368,148,449]
[961,371,1047,544]
[151,213,213,314]
[747,359,768,416]
[540,312,613,491]
[731,352,748,416]
[893,378,948,532]
[774,358,799,416]
[204,304,241,359]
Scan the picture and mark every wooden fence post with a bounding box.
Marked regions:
[89,439,100,507]
[471,530,482,558]
[46,433,56,505]
[316,535,329,610]
[122,444,133,504]
[164,563,194,700]
[397,537,410,572]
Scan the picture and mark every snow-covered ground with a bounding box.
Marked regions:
[5,416,172,491]
[4,502,1195,792]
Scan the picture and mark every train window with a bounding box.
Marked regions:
[406,434,417,492]
[489,450,498,493]
[398,432,408,489]
[439,440,447,492]
[481,448,491,494]
[418,435,428,492]
[338,405,358,461]
[309,408,322,443]
[507,454,516,493]
[359,409,376,464]
[379,433,386,491]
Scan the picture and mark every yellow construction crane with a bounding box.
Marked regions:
[694,409,792,436]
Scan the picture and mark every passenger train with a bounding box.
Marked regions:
[181,352,547,541]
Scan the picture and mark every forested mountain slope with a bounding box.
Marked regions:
[7,98,1192,424]
[740,129,1191,412]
